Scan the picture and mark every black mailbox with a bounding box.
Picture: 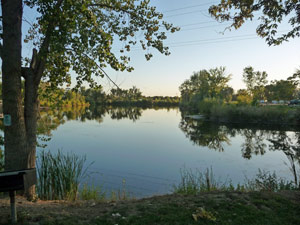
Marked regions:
[0,168,37,224]
[0,168,37,192]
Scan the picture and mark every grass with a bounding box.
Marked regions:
[2,191,299,225]
[79,183,106,201]
[173,167,297,195]
[173,167,235,194]
[1,162,299,225]
[36,150,89,201]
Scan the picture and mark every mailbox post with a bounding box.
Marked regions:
[0,169,37,223]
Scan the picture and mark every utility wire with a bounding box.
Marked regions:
[165,9,209,18]
[169,36,259,48]
[130,30,289,50]
[178,21,221,27]
[163,1,218,13]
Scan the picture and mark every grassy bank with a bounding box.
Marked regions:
[182,99,300,126]
[0,191,299,225]
[1,151,299,224]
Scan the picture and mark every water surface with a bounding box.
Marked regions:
[38,107,300,197]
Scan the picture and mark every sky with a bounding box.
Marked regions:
[106,0,300,96]
[23,0,300,96]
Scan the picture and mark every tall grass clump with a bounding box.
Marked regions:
[37,150,88,200]
[244,169,296,192]
[173,167,234,194]
[174,167,297,195]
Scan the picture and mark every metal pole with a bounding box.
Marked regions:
[9,191,17,224]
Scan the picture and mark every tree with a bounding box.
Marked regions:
[265,79,297,101]
[236,89,252,105]
[220,87,234,102]
[209,0,300,45]
[243,66,268,102]
[0,0,178,198]
[179,67,231,105]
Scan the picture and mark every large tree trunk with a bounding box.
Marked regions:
[1,0,28,170]
[1,0,39,199]
[24,69,39,198]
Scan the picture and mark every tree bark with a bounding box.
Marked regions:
[1,0,28,171]
[1,0,39,199]
[24,68,39,198]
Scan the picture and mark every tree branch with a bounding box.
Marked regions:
[33,0,64,84]
[89,3,141,20]
[21,67,30,80]
[65,48,120,89]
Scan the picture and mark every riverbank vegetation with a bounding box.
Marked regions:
[81,86,180,107]
[32,83,180,108]
[0,190,299,225]
[179,67,300,125]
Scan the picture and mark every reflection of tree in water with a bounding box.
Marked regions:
[0,106,143,169]
[179,111,300,166]
[108,107,142,122]
[36,106,143,147]
[239,129,268,159]
[268,131,300,187]
[179,116,231,152]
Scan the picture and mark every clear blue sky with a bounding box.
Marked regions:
[22,0,300,96]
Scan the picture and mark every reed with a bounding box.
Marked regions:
[173,167,296,195]
[36,150,88,200]
[173,167,234,194]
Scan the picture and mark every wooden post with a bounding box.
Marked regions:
[9,191,17,223]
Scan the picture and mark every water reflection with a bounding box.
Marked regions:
[268,132,300,186]
[179,112,300,182]
[179,117,231,152]
[1,107,300,187]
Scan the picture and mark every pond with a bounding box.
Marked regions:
[37,106,300,198]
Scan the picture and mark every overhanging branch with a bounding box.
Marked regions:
[65,48,120,89]
[33,0,64,84]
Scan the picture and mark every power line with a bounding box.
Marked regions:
[165,33,260,46]
[130,30,289,50]
[169,36,259,48]
[165,9,209,18]
[179,21,221,28]
[179,23,231,32]
[163,1,218,14]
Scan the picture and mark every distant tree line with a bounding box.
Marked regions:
[80,86,180,107]
[180,66,300,108]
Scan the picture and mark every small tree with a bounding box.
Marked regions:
[243,66,268,102]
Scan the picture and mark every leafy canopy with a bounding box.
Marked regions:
[22,0,179,89]
[209,0,300,45]
[179,67,232,102]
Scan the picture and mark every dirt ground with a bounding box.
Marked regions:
[0,191,299,225]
